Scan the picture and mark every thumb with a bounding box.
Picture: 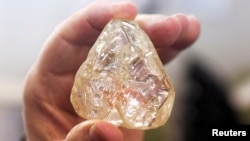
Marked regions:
[64,120,124,141]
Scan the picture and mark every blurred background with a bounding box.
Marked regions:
[1,0,250,140]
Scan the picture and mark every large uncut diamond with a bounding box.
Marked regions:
[70,19,175,130]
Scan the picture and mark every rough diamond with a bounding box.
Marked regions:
[70,19,175,130]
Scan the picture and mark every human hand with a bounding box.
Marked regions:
[22,1,200,141]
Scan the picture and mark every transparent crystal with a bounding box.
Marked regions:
[70,19,175,130]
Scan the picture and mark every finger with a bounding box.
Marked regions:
[136,14,182,49]
[38,1,137,75]
[57,1,138,46]
[65,120,123,141]
[136,14,200,64]
[172,14,201,50]
[158,14,201,63]
[120,127,144,141]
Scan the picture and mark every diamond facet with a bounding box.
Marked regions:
[70,19,175,130]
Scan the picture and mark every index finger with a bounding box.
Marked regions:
[36,1,137,75]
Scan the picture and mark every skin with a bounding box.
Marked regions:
[22,1,200,141]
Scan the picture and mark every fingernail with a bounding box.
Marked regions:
[187,14,199,21]
[89,125,107,141]
[111,1,137,19]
